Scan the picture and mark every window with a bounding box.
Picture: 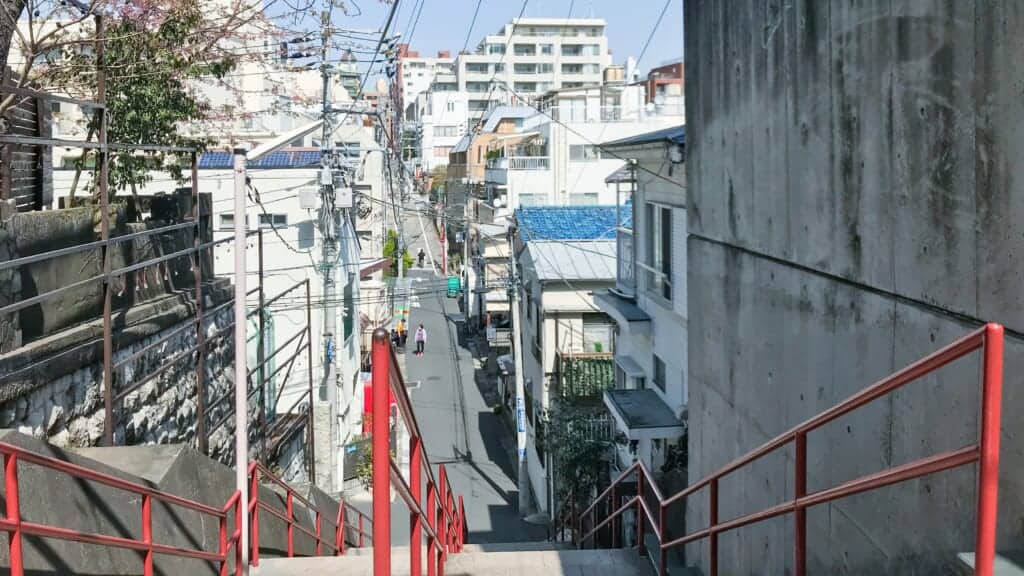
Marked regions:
[493,63,505,73]
[569,144,601,162]
[433,146,452,157]
[562,82,585,88]
[539,43,553,55]
[513,82,537,92]
[561,44,583,57]
[488,44,507,54]
[569,193,600,205]
[219,214,248,230]
[582,314,613,353]
[644,203,673,301]
[258,213,287,228]
[435,125,459,137]
[465,62,489,74]
[434,82,457,92]
[538,63,554,74]
[514,63,536,74]
[466,81,489,93]
[513,43,536,56]
[445,101,456,112]
[652,354,666,392]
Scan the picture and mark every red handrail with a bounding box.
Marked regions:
[371,328,468,576]
[0,441,245,576]
[557,323,1004,576]
[248,460,372,565]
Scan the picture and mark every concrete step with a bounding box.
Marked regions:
[956,551,1024,575]
[344,541,574,556]
[252,547,655,576]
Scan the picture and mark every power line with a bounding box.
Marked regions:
[636,0,673,69]
[460,0,485,55]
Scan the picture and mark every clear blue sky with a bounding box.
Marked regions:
[322,0,684,75]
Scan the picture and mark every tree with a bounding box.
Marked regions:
[382,229,412,276]
[542,401,620,506]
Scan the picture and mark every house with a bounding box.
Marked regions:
[513,206,619,515]
[483,80,683,210]
[594,125,686,476]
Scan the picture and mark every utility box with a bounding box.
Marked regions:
[336,186,353,209]
[298,187,318,209]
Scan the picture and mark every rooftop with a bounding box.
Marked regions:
[604,389,685,440]
[603,125,685,148]
[522,240,615,282]
[515,205,629,241]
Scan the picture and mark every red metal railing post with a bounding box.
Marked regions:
[708,478,718,576]
[6,453,22,576]
[142,494,154,576]
[427,481,437,576]
[411,437,423,576]
[286,492,294,557]
[976,323,1004,576]
[795,431,808,576]
[372,329,392,576]
[658,502,667,576]
[337,502,346,555]
[315,509,322,556]
[234,493,243,576]
[636,470,645,557]
[438,465,448,576]
[458,495,466,550]
[249,465,260,566]
[218,504,228,576]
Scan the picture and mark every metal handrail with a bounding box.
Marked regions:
[0,441,244,576]
[248,461,371,566]
[555,324,1004,576]
[371,328,469,576]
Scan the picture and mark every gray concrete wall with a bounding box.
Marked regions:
[684,1,1024,574]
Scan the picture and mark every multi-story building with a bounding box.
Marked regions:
[407,90,469,171]
[513,206,618,515]
[483,79,683,209]
[396,44,456,118]
[457,18,612,123]
[593,126,687,477]
[645,59,684,104]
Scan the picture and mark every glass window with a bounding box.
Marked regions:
[465,62,489,74]
[488,44,506,55]
[540,44,553,55]
[582,314,613,353]
[561,63,583,75]
[569,144,601,161]
[644,203,673,301]
[494,63,505,73]
[466,81,490,93]
[652,353,666,392]
[538,63,553,74]
[514,63,536,74]
[513,43,536,56]
[258,213,287,228]
[219,214,249,230]
[513,82,536,92]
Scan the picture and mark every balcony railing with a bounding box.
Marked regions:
[485,156,550,170]
[525,103,685,128]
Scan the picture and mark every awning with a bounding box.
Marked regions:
[614,354,645,379]
[595,290,651,335]
[604,389,685,441]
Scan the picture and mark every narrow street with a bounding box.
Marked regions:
[400,197,547,543]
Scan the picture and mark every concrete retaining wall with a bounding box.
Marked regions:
[684,1,1024,573]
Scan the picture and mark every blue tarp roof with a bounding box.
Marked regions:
[515,205,630,242]
[198,149,322,169]
[603,125,685,148]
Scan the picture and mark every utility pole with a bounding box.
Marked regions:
[318,6,339,490]
[231,148,250,574]
[508,225,530,514]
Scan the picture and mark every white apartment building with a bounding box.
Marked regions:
[483,82,684,210]
[408,90,469,171]
[457,18,612,122]
[594,126,687,475]
[398,46,456,116]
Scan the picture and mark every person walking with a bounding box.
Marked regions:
[414,324,427,356]
[396,319,407,349]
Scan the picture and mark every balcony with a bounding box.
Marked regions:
[486,156,550,170]
[555,351,615,400]
[616,227,635,297]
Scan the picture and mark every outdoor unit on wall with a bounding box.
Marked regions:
[299,187,318,209]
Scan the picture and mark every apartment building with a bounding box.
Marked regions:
[594,126,686,476]
[457,18,612,122]
[645,59,684,104]
[407,90,469,171]
[397,44,456,117]
[483,80,684,209]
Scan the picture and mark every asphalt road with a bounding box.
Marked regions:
[401,198,546,544]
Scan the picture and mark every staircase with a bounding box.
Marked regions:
[251,542,655,576]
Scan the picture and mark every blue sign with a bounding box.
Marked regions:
[516,397,526,433]
[326,339,336,363]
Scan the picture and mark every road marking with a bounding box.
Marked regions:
[414,202,439,276]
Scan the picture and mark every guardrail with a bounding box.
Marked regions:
[371,328,468,576]
[248,461,371,565]
[0,441,244,576]
[555,323,1004,576]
